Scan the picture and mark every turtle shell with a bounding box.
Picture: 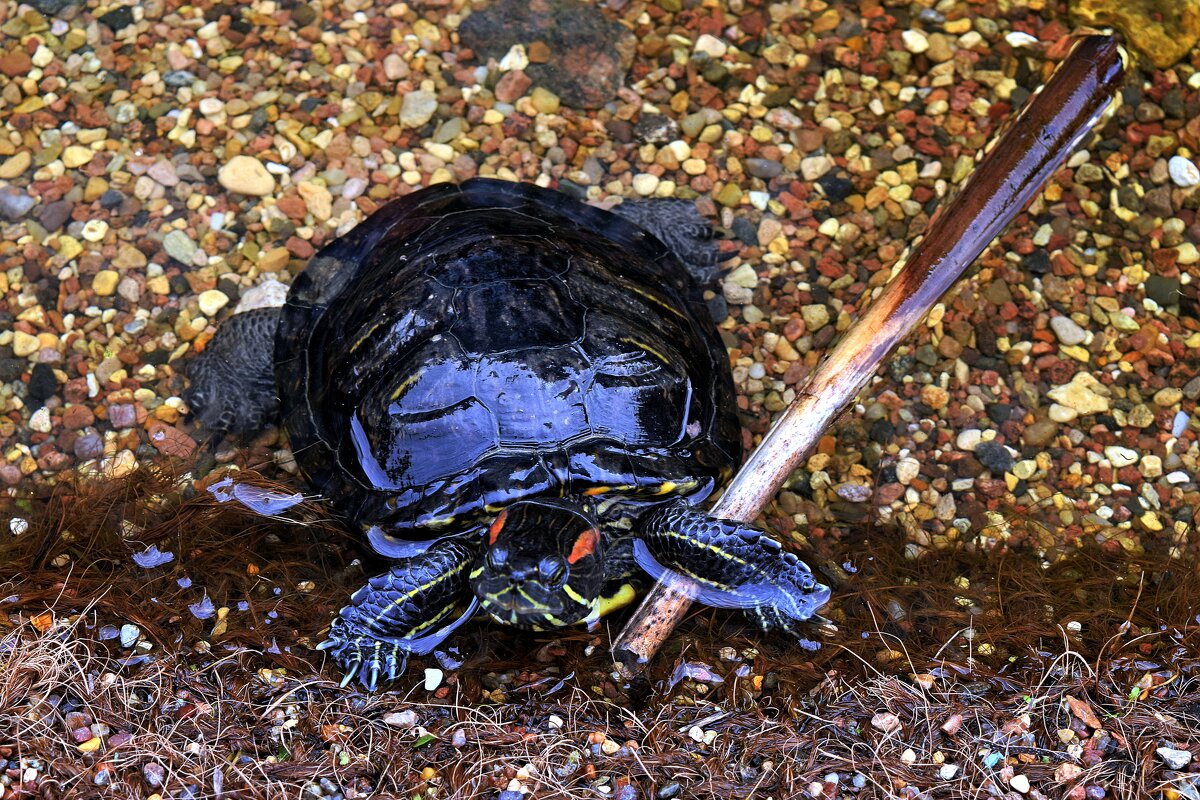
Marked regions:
[275,179,739,548]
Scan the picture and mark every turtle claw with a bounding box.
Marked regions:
[317,618,417,690]
[339,659,361,688]
[366,663,381,693]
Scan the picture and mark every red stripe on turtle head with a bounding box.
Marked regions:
[488,509,508,545]
[567,527,600,564]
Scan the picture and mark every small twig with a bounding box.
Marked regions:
[613,35,1127,676]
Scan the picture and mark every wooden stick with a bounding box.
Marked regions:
[612,35,1127,675]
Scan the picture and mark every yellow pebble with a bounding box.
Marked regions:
[62,145,94,168]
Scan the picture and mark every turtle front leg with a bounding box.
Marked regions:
[634,499,830,647]
[317,538,477,690]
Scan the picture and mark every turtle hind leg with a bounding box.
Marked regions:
[610,198,734,286]
[184,306,282,439]
[634,499,831,644]
[318,538,478,690]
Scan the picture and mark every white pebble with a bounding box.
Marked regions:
[800,155,833,181]
[119,623,141,648]
[956,429,982,452]
[1049,315,1087,346]
[693,34,728,58]
[236,278,289,313]
[197,289,230,317]
[1010,774,1030,793]
[498,43,528,71]
[939,764,959,780]
[895,457,920,485]
[1157,746,1193,770]
[423,668,443,691]
[1048,403,1077,423]
[1104,446,1139,468]
[631,173,659,196]
[902,30,929,54]
[1172,411,1189,438]
[1004,31,1040,49]
[1168,156,1199,188]
[9,517,28,536]
[29,406,52,433]
[81,219,109,242]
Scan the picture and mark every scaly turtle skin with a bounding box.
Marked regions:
[189,179,830,689]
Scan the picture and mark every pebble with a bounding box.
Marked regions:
[62,145,94,168]
[1142,455,1164,478]
[423,668,443,691]
[399,91,438,127]
[800,155,834,181]
[0,188,35,220]
[93,270,120,296]
[956,429,982,451]
[383,710,418,728]
[1050,316,1087,346]
[1012,460,1037,480]
[530,87,561,114]
[1171,411,1189,438]
[1048,404,1078,423]
[81,219,110,242]
[895,457,920,485]
[383,53,408,81]
[198,290,230,316]
[1167,155,1199,188]
[1010,774,1030,793]
[298,182,334,221]
[0,150,31,179]
[13,330,40,358]
[236,278,289,312]
[218,156,276,196]
[1046,374,1110,415]
[1156,747,1192,770]
[939,765,959,780]
[30,407,52,433]
[801,304,830,331]
[745,158,783,180]
[1104,446,1138,468]
[1128,404,1155,428]
[693,34,727,58]
[163,230,197,264]
[902,30,930,54]
[975,441,1013,474]
[147,160,179,186]
[119,623,140,647]
[39,200,72,231]
[108,404,137,429]
[632,173,659,196]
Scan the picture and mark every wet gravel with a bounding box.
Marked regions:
[0,0,1198,612]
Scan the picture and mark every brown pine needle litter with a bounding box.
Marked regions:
[3,466,1200,800]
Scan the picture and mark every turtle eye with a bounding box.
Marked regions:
[538,556,566,584]
[487,546,508,570]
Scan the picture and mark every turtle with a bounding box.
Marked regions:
[185,178,830,689]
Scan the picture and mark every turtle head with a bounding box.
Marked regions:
[472,500,603,630]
